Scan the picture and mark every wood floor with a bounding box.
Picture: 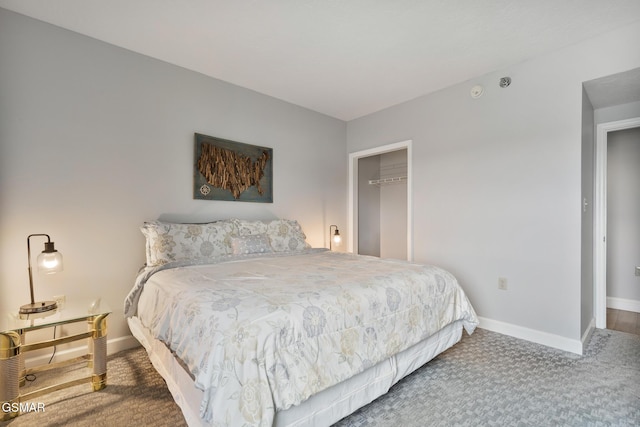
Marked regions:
[607,308,640,335]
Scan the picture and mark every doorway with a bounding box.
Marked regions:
[594,117,640,329]
[348,140,413,261]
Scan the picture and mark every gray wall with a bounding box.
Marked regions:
[607,127,640,302]
[0,9,347,345]
[595,101,640,124]
[347,20,640,344]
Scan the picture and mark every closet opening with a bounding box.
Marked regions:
[348,140,413,261]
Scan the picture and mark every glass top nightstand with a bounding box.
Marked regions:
[1,298,110,334]
[0,298,111,421]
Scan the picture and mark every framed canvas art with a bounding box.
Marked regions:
[194,133,273,203]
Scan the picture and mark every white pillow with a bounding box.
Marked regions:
[141,220,237,267]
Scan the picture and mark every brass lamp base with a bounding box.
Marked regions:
[19,301,58,315]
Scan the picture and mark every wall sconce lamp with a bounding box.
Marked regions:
[19,234,63,315]
[329,225,341,250]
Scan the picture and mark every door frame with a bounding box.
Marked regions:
[594,117,640,328]
[348,140,413,261]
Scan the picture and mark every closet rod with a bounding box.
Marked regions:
[368,176,407,186]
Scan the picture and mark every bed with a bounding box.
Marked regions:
[124,218,478,427]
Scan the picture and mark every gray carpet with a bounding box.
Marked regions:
[2,328,638,427]
[336,328,640,427]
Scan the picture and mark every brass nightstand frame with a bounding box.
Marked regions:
[0,313,108,420]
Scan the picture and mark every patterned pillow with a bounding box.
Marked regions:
[141,220,237,267]
[230,234,273,255]
[232,218,310,252]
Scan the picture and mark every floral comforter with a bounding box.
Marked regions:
[125,249,478,426]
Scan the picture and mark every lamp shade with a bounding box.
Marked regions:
[37,242,63,273]
[329,225,341,250]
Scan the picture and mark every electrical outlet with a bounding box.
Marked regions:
[498,277,508,290]
[53,294,66,309]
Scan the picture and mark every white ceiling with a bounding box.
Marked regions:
[2,0,640,120]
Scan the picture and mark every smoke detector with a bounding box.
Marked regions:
[470,85,484,99]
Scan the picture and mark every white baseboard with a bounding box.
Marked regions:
[607,296,640,313]
[25,335,140,368]
[106,334,141,354]
[478,317,583,355]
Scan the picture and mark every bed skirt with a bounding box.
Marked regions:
[127,316,465,427]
